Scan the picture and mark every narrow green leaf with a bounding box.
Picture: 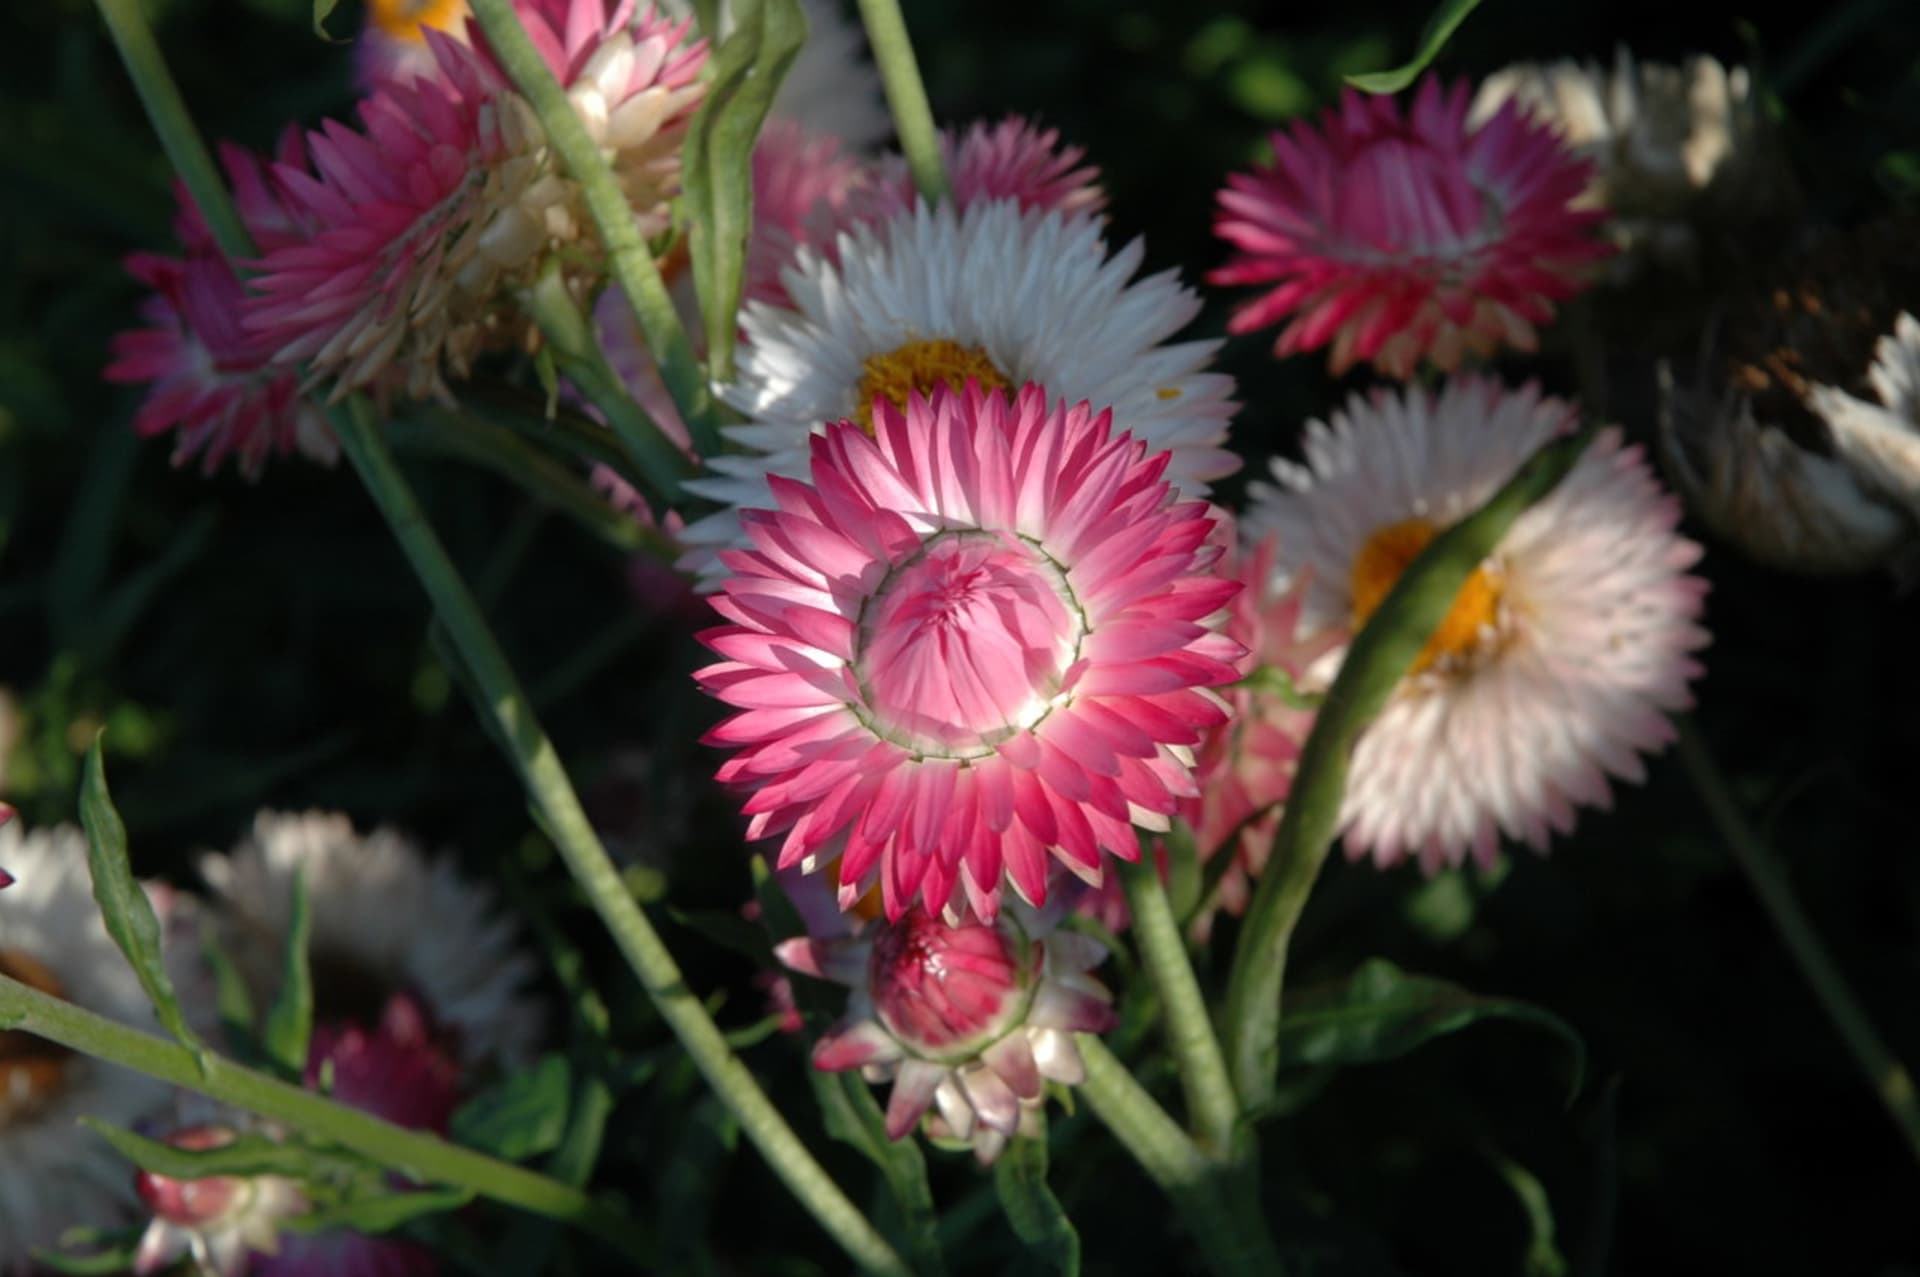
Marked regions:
[810,1071,947,1276]
[681,0,807,381]
[312,0,343,40]
[78,736,205,1064]
[285,1186,476,1235]
[198,920,259,1062]
[1345,0,1485,92]
[262,868,313,1080]
[451,1055,574,1162]
[82,1121,374,1182]
[993,1131,1080,1276]
[32,1229,144,1277]
[1276,958,1586,1099]
[1488,1148,1571,1277]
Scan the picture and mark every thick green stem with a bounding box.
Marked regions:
[0,973,646,1261]
[523,261,696,507]
[1677,722,1920,1164]
[1221,427,1595,1112]
[853,0,949,203]
[1076,1037,1278,1276]
[93,0,254,264]
[465,0,719,457]
[331,401,907,1276]
[1118,852,1239,1157]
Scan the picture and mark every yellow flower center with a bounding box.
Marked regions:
[1349,518,1503,674]
[0,949,73,1126]
[368,0,468,41]
[854,339,1009,432]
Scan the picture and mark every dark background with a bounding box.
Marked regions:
[3,0,1919,1273]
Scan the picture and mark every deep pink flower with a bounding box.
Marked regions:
[857,116,1105,224]
[695,383,1243,921]
[105,135,335,478]
[1211,76,1611,379]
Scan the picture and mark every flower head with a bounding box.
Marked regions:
[132,1126,308,1277]
[778,901,1114,1163]
[683,198,1238,587]
[856,116,1106,223]
[354,0,473,90]
[695,384,1243,920]
[1246,378,1709,872]
[106,134,335,478]
[198,811,545,1070]
[1211,76,1611,378]
[247,3,706,402]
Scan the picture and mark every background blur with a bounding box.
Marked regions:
[4,0,1920,1273]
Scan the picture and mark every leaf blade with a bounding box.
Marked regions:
[993,1129,1080,1276]
[1345,0,1485,93]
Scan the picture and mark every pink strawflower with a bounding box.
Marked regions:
[133,1126,308,1277]
[745,119,871,307]
[247,3,707,402]
[1180,533,1343,932]
[695,384,1242,921]
[857,115,1105,223]
[778,901,1115,1164]
[106,135,335,478]
[1211,76,1611,379]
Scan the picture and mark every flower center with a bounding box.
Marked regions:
[869,911,1036,1061]
[855,531,1085,758]
[1349,518,1504,673]
[854,340,1009,432]
[368,0,468,40]
[0,948,74,1125]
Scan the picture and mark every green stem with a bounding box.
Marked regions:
[1220,427,1595,1112]
[93,0,255,264]
[0,973,647,1262]
[1677,721,1920,1164]
[522,262,698,508]
[853,0,949,203]
[465,0,720,457]
[1118,852,1240,1158]
[330,401,908,1277]
[1076,1037,1278,1276]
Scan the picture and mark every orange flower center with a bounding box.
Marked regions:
[368,0,468,41]
[0,948,74,1125]
[1349,518,1503,673]
[854,340,1009,432]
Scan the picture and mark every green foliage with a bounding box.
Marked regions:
[994,1130,1081,1276]
[261,866,313,1079]
[452,1055,576,1162]
[1345,0,1484,92]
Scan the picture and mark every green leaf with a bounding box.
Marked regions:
[1488,1148,1570,1277]
[313,0,343,40]
[451,1055,574,1162]
[262,868,313,1080]
[1345,0,1485,93]
[32,1227,144,1276]
[82,1121,374,1182]
[78,736,205,1065]
[1276,958,1585,1099]
[681,0,807,382]
[810,1071,947,1275]
[198,920,260,1063]
[993,1130,1080,1276]
[285,1186,476,1235]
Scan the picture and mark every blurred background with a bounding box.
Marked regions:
[3,0,1919,1273]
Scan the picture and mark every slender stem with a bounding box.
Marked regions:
[465,0,719,457]
[93,0,254,264]
[853,0,949,203]
[1677,721,1920,1164]
[1076,1037,1278,1276]
[1117,852,1239,1158]
[522,262,696,507]
[331,401,908,1276]
[1221,427,1595,1112]
[0,973,646,1261]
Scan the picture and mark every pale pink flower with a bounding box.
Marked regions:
[778,901,1115,1164]
[1181,533,1343,932]
[1211,76,1611,379]
[1245,378,1710,871]
[247,3,707,402]
[133,1126,308,1277]
[695,384,1242,920]
[856,115,1105,223]
[745,119,871,307]
[106,135,335,478]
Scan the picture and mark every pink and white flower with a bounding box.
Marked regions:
[1245,378,1710,872]
[854,115,1106,223]
[106,134,335,478]
[695,385,1243,921]
[1211,76,1611,379]
[132,1126,309,1277]
[778,901,1115,1164]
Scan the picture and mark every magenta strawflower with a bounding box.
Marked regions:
[1211,76,1611,378]
[106,135,334,478]
[778,900,1115,1163]
[695,384,1242,921]
[858,115,1105,222]
[246,2,707,402]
